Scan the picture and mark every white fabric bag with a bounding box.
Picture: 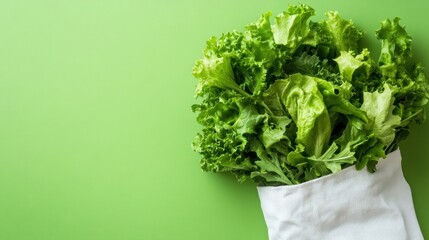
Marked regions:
[257,149,423,240]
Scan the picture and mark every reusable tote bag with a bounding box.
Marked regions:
[257,149,423,240]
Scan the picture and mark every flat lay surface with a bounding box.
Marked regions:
[0,0,427,239]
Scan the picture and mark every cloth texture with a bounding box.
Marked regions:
[257,149,423,240]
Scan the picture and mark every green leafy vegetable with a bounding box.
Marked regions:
[192,4,429,185]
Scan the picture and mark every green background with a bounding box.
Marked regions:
[0,0,427,239]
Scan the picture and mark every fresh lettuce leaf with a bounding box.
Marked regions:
[361,84,401,147]
[322,11,363,53]
[377,17,412,79]
[271,4,315,51]
[192,4,429,185]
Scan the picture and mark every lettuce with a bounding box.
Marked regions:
[192,4,429,185]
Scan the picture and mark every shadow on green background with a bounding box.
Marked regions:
[0,0,427,239]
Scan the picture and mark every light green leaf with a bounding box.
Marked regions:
[260,116,292,149]
[281,74,331,157]
[233,102,265,134]
[322,11,363,52]
[334,51,364,82]
[193,53,246,96]
[271,4,315,51]
[377,18,412,78]
[361,84,401,146]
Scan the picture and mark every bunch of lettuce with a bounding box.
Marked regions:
[192,4,429,185]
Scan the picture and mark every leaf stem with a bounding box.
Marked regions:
[260,101,274,116]
[400,109,423,124]
[232,86,274,116]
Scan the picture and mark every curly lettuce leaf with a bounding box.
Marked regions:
[377,17,412,79]
[361,84,401,147]
[334,49,372,82]
[193,53,246,96]
[322,11,363,53]
[271,4,315,51]
[266,74,331,157]
[192,4,429,185]
[249,137,294,185]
